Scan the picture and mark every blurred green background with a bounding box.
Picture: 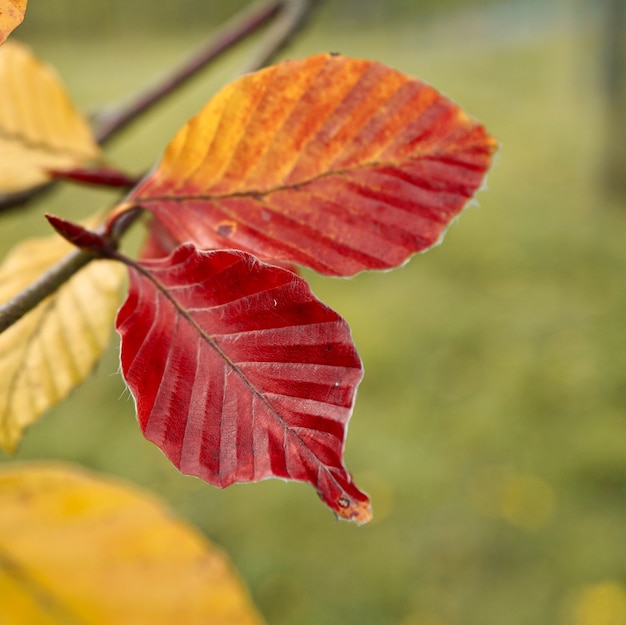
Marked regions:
[2,0,626,624]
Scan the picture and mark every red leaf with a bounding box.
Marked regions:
[116,243,371,523]
[138,215,181,260]
[128,53,497,276]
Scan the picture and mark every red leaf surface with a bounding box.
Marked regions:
[128,53,497,276]
[137,214,181,260]
[116,243,370,523]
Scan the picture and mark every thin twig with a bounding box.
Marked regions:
[0,205,146,335]
[92,0,283,143]
[0,249,94,334]
[239,0,317,74]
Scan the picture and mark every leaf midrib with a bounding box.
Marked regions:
[134,148,476,205]
[0,546,92,625]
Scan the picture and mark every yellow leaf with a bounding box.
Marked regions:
[0,219,125,452]
[0,40,100,193]
[0,462,265,625]
[0,0,26,45]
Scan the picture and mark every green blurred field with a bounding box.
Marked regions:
[2,2,626,624]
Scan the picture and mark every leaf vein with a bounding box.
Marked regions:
[0,126,96,162]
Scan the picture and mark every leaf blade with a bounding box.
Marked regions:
[0,462,264,625]
[0,220,125,452]
[130,53,497,276]
[116,243,371,522]
[0,41,100,193]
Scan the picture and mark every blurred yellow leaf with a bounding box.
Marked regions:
[0,218,125,452]
[573,582,626,625]
[0,40,100,193]
[468,465,555,532]
[0,462,265,625]
[0,0,26,45]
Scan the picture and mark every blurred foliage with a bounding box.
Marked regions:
[0,464,264,625]
[15,0,252,38]
[16,0,523,38]
[2,1,626,625]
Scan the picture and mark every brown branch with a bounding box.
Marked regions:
[0,249,94,334]
[239,0,317,74]
[0,183,49,211]
[92,0,284,143]
[0,206,146,335]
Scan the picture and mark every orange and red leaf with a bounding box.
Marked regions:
[0,0,26,45]
[129,53,497,276]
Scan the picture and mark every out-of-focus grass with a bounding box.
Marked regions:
[2,6,626,625]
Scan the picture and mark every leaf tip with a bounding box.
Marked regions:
[334,494,373,525]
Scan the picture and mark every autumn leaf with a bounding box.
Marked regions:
[128,53,497,277]
[0,219,125,452]
[0,41,100,193]
[0,0,26,45]
[0,462,264,625]
[116,243,371,523]
[138,213,184,259]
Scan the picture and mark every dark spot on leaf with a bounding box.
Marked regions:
[216,221,236,238]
